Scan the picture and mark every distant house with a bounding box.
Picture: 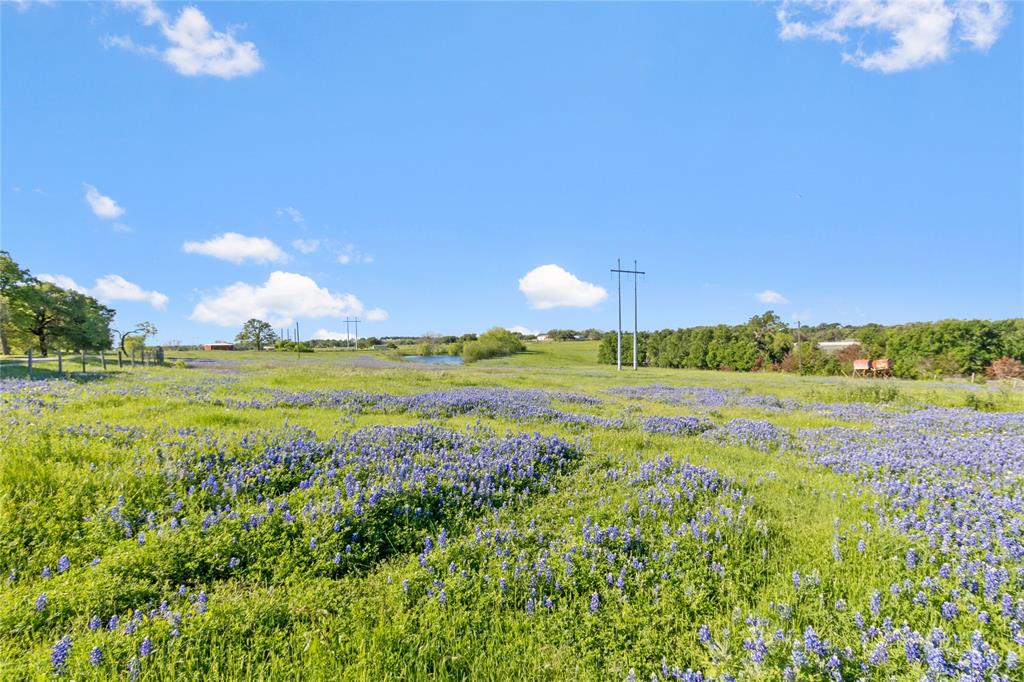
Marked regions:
[536,334,550,342]
[817,340,861,354]
[202,341,235,351]
[372,343,389,350]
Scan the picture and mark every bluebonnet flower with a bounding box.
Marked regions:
[589,592,600,614]
[89,646,103,666]
[35,592,47,611]
[51,636,72,675]
[196,592,208,615]
[697,624,711,645]
[57,555,70,573]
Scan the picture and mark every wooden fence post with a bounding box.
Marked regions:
[131,351,135,368]
[57,349,63,374]
[100,350,106,370]
[81,349,86,373]
[118,350,123,369]
[27,348,32,379]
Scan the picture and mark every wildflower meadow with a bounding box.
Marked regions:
[1,345,1022,680]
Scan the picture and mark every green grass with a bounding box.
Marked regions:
[0,342,1019,680]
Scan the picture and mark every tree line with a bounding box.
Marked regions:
[598,312,1024,379]
[1,251,158,357]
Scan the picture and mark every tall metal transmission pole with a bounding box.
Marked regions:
[611,259,645,371]
[353,318,359,349]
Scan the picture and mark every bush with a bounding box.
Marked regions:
[462,328,525,363]
[985,356,1024,380]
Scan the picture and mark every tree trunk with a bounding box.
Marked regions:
[0,325,9,355]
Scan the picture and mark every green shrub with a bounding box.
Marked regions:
[462,328,525,363]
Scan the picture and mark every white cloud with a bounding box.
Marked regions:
[6,0,55,13]
[183,232,287,265]
[92,274,168,309]
[518,264,608,309]
[37,273,88,294]
[291,238,320,254]
[756,290,789,304]
[336,243,372,265]
[190,271,364,327]
[956,0,1010,49]
[312,328,355,341]
[114,1,262,79]
[777,0,1010,73]
[278,207,305,225]
[100,34,159,57]
[366,308,389,321]
[38,273,167,309]
[84,184,125,219]
[509,325,540,336]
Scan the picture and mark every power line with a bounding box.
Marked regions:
[611,259,645,371]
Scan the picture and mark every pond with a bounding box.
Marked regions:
[403,355,464,366]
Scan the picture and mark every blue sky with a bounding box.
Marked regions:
[2,1,1021,345]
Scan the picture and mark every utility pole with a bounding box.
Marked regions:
[611,259,645,371]
[345,317,351,349]
[295,322,300,360]
[796,319,802,374]
[353,317,360,350]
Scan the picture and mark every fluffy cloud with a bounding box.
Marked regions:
[92,274,169,309]
[37,273,168,309]
[37,273,88,294]
[84,184,125,219]
[291,239,320,254]
[509,325,541,336]
[518,264,608,309]
[190,271,364,327]
[312,329,355,341]
[183,232,288,265]
[111,1,262,79]
[777,0,1010,73]
[365,308,389,321]
[756,290,789,304]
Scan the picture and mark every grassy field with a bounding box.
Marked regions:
[1,342,1021,680]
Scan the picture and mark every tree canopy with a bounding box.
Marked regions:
[236,319,277,351]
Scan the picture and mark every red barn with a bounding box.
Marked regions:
[202,342,235,351]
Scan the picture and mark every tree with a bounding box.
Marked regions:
[56,290,114,351]
[0,250,34,355]
[236,318,277,351]
[114,321,157,354]
[12,283,62,356]
[10,283,113,356]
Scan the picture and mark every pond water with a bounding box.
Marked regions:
[403,355,464,366]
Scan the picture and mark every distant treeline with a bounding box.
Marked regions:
[598,313,1024,379]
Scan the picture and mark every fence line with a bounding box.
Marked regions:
[0,347,165,379]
